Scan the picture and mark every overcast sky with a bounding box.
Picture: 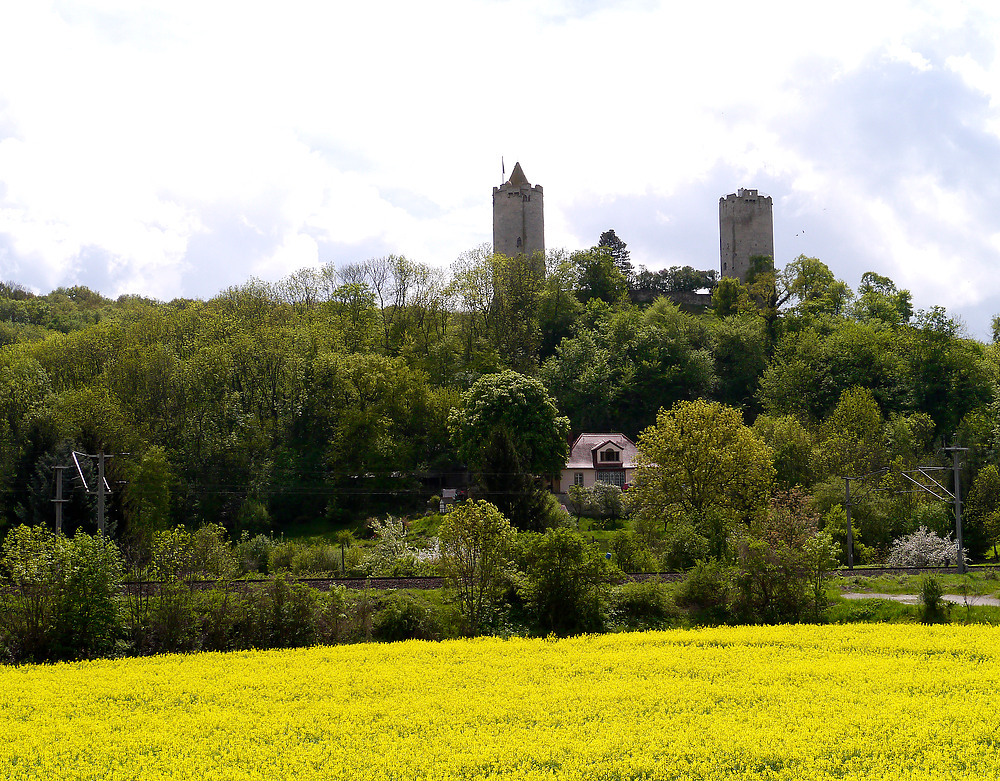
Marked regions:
[2,0,1000,338]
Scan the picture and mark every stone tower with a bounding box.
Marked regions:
[493,162,544,259]
[719,188,773,283]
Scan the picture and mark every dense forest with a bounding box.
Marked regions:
[1,235,998,561]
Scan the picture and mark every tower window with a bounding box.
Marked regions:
[516,237,522,248]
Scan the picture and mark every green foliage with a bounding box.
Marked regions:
[608,530,659,573]
[852,271,912,326]
[752,414,814,489]
[659,518,711,571]
[966,464,1000,559]
[573,247,628,305]
[515,527,621,634]
[711,278,754,319]
[371,591,451,642]
[674,559,732,622]
[709,315,768,414]
[919,575,948,623]
[268,538,342,575]
[630,400,775,543]
[803,531,840,621]
[781,255,852,320]
[0,259,996,574]
[439,500,515,634]
[821,504,871,566]
[816,386,886,478]
[733,536,809,624]
[450,371,569,530]
[0,526,124,662]
[610,579,679,629]
[235,532,276,574]
[363,515,433,576]
[123,446,175,548]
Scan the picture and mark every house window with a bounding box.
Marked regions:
[574,473,584,486]
[597,470,626,488]
[600,449,619,462]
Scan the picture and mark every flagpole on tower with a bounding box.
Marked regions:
[501,156,505,183]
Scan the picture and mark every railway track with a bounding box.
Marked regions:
[120,566,1000,596]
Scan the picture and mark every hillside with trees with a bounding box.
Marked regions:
[1,239,998,565]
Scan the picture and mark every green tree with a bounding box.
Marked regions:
[123,446,175,549]
[709,314,768,413]
[490,252,544,372]
[335,530,355,574]
[538,253,583,357]
[573,247,628,305]
[438,500,515,634]
[711,277,754,318]
[816,386,886,478]
[515,527,620,633]
[449,371,569,478]
[449,372,569,530]
[965,464,1000,559]
[629,400,775,556]
[752,414,814,489]
[598,229,634,283]
[781,255,852,320]
[852,271,912,326]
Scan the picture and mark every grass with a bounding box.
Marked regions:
[833,569,1000,598]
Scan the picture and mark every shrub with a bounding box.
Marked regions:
[439,500,514,634]
[803,531,840,622]
[660,520,709,572]
[515,528,621,634]
[146,580,200,654]
[886,526,963,568]
[675,558,732,622]
[733,537,809,624]
[371,592,442,642]
[919,575,948,623]
[245,577,319,648]
[195,588,247,652]
[236,533,276,574]
[611,580,679,629]
[0,526,125,662]
[609,530,658,573]
[590,481,625,522]
[151,524,238,581]
[268,539,344,576]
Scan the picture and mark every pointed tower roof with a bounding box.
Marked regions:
[507,162,529,187]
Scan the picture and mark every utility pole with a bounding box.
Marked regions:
[52,466,69,534]
[942,444,968,574]
[844,477,854,570]
[97,450,106,535]
[71,450,114,535]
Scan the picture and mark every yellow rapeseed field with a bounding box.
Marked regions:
[1,624,998,780]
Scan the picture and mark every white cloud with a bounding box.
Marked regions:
[1,0,1000,336]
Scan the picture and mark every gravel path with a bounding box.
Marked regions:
[841,592,1000,606]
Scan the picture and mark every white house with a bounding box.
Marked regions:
[557,433,638,493]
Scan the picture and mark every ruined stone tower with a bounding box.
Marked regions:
[719,188,773,283]
[493,162,544,259]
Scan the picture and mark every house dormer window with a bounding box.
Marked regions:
[600,449,620,462]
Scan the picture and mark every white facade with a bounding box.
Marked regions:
[557,433,638,493]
